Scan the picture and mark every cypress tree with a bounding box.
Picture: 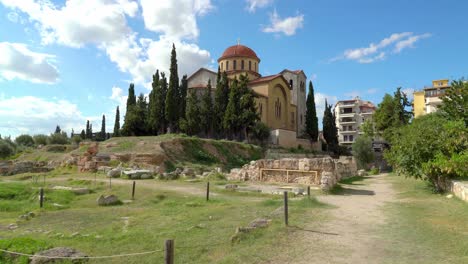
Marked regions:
[214,69,229,138]
[238,74,259,140]
[165,44,179,133]
[184,89,201,136]
[224,78,241,140]
[55,125,61,134]
[122,83,137,136]
[322,100,338,150]
[80,129,85,140]
[160,73,168,133]
[89,124,93,140]
[113,106,120,137]
[305,81,319,142]
[148,70,161,135]
[85,120,91,139]
[179,75,188,122]
[100,114,106,141]
[200,80,214,137]
[136,93,148,136]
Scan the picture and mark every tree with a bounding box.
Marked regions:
[113,106,120,137]
[182,89,201,136]
[305,81,319,142]
[250,122,270,145]
[122,83,137,136]
[361,119,375,138]
[136,93,148,136]
[48,132,69,145]
[15,134,35,147]
[440,79,468,125]
[33,134,48,145]
[200,80,214,137]
[322,100,338,149]
[160,73,168,133]
[179,75,188,121]
[99,114,106,141]
[384,114,467,192]
[213,69,229,138]
[352,135,375,169]
[148,70,165,135]
[0,139,14,159]
[224,78,241,140]
[238,74,259,140]
[80,130,86,140]
[85,120,91,139]
[165,44,179,133]
[55,125,61,134]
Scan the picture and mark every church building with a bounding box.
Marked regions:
[187,43,316,149]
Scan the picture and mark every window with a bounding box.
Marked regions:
[249,61,251,71]
[254,62,257,72]
[300,114,303,124]
[259,103,263,115]
[221,62,223,71]
[291,112,295,126]
[289,79,293,88]
[241,60,244,70]
[274,98,281,119]
[226,61,229,71]
[349,135,354,142]
[233,60,237,70]
[344,135,348,141]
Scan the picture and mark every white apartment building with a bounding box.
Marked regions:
[334,97,376,147]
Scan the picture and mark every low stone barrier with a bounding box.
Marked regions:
[451,180,468,202]
[228,156,357,190]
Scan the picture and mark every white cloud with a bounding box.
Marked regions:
[394,33,431,53]
[263,10,304,36]
[315,93,338,123]
[245,0,273,13]
[6,11,18,22]
[140,0,213,40]
[0,96,93,137]
[333,32,431,63]
[0,42,59,83]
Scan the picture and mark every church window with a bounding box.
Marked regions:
[221,62,223,71]
[289,79,293,88]
[274,98,282,119]
[249,61,251,71]
[241,60,244,70]
[259,103,263,115]
[300,114,303,124]
[254,62,257,71]
[226,61,229,71]
[233,60,237,70]
[291,112,295,126]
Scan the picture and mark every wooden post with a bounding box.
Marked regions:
[39,188,44,208]
[164,239,174,264]
[132,181,136,200]
[307,186,311,198]
[283,191,288,226]
[206,181,210,201]
[109,175,112,189]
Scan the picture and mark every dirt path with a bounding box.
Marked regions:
[270,174,396,264]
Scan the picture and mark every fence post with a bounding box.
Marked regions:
[43,175,46,186]
[109,175,112,189]
[284,191,288,226]
[39,188,44,208]
[165,239,174,264]
[206,181,210,201]
[132,181,136,200]
[307,186,310,199]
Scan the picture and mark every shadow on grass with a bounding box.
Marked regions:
[327,185,375,196]
[288,225,339,236]
[339,176,369,185]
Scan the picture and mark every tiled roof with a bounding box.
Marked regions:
[218,44,260,61]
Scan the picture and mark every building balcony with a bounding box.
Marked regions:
[338,112,355,117]
[339,130,357,134]
[340,120,357,124]
[360,111,374,115]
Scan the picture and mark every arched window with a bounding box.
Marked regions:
[221,62,223,71]
[241,60,244,70]
[289,79,293,88]
[259,103,263,115]
[249,61,252,71]
[254,62,257,72]
[233,60,237,70]
[226,61,229,71]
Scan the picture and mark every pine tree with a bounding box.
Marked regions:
[148,70,161,135]
[122,83,137,136]
[100,114,106,141]
[200,80,214,137]
[214,69,229,138]
[238,74,259,140]
[179,75,188,122]
[305,81,319,142]
[183,89,201,136]
[165,44,179,133]
[113,106,120,137]
[224,78,241,140]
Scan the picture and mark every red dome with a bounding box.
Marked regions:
[218,44,260,62]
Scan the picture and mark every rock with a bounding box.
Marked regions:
[98,166,112,173]
[248,218,271,228]
[71,232,80,237]
[140,173,153,179]
[292,187,305,195]
[446,194,453,199]
[97,195,121,206]
[320,171,336,191]
[30,247,87,264]
[181,168,195,178]
[107,168,121,178]
[8,223,18,230]
[27,212,36,218]
[122,169,153,180]
[225,184,238,190]
[19,214,29,221]
[214,167,222,173]
[52,186,90,195]
[357,169,367,177]
[202,172,210,177]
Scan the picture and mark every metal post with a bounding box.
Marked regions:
[40,188,44,208]
[284,191,288,226]
[206,181,210,201]
[165,239,174,264]
[307,186,311,198]
[132,181,136,199]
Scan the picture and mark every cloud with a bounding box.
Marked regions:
[262,10,304,36]
[367,88,378,94]
[6,11,18,22]
[140,0,213,40]
[332,32,431,63]
[0,95,94,137]
[0,42,59,83]
[1,0,213,86]
[315,93,338,123]
[245,0,273,13]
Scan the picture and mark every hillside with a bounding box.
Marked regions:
[13,134,264,173]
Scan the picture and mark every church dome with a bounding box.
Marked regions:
[218,44,260,62]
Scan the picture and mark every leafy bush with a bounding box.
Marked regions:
[71,135,82,145]
[45,144,68,152]
[47,133,69,145]
[384,114,467,192]
[370,167,379,175]
[15,134,35,147]
[33,134,48,145]
[0,139,14,159]
[250,122,270,145]
[352,136,375,169]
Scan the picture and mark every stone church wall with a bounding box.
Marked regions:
[228,156,357,190]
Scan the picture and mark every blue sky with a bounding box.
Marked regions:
[0,0,467,137]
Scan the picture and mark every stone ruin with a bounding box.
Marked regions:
[228,156,357,190]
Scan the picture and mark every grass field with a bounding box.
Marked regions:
[0,171,328,264]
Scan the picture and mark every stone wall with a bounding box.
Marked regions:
[228,156,357,190]
[451,180,468,202]
[0,160,52,175]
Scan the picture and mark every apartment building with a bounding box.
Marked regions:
[413,79,450,118]
[334,97,376,147]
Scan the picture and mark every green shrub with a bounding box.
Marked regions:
[0,237,50,264]
[0,140,14,159]
[47,133,68,145]
[250,122,270,145]
[45,144,67,152]
[370,167,379,175]
[33,134,48,145]
[352,136,375,169]
[15,134,35,147]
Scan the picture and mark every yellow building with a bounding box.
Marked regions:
[413,79,451,118]
[187,43,317,149]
